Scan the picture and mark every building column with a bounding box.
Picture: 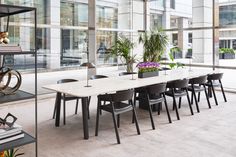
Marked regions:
[88,0,96,74]
[48,0,61,69]
[162,0,171,57]
[192,0,219,64]
[178,18,189,57]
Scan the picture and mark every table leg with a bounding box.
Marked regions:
[82,97,89,140]
[55,92,61,127]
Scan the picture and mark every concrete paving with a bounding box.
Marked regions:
[0,90,235,157]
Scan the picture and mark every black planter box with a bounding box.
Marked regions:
[219,53,224,59]
[138,71,159,78]
[223,53,235,59]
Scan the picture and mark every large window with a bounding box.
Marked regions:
[60,1,88,27]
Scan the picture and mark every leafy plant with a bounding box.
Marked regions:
[139,28,168,62]
[219,48,235,54]
[168,51,184,69]
[170,47,181,54]
[4,149,24,157]
[108,34,136,72]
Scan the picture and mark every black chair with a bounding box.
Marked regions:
[95,89,140,144]
[52,79,80,125]
[188,75,211,112]
[118,72,144,111]
[90,75,108,80]
[119,72,137,76]
[205,73,227,106]
[165,79,194,120]
[89,75,109,115]
[145,83,172,130]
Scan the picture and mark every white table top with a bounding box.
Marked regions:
[43,68,220,97]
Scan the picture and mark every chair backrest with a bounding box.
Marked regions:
[189,75,207,85]
[167,79,189,89]
[110,89,134,102]
[207,73,223,81]
[119,72,137,76]
[147,83,167,95]
[90,75,108,80]
[57,79,78,84]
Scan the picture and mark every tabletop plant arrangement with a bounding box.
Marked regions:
[137,62,160,78]
[138,28,168,77]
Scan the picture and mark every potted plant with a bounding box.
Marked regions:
[139,28,168,62]
[219,48,235,59]
[170,46,182,59]
[4,149,24,157]
[185,48,192,58]
[168,51,184,69]
[137,62,160,78]
[108,35,135,72]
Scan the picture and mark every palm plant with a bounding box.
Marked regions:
[139,28,168,62]
[109,35,136,72]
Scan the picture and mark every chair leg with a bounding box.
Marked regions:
[157,103,161,115]
[117,114,120,128]
[87,96,91,119]
[186,89,194,115]
[163,94,172,123]
[95,98,101,136]
[211,83,219,106]
[198,92,201,102]
[75,99,79,114]
[111,109,120,144]
[130,100,140,135]
[192,86,200,113]
[219,80,227,102]
[132,92,137,124]
[63,99,66,125]
[52,100,57,119]
[178,97,182,108]
[148,103,155,130]
[203,85,211,109]
[172,93,180,120]
[191,92,193,105]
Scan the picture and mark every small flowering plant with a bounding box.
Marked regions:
[137,62,161,73]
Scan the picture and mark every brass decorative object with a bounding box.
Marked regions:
[0,67,22,95]
[0,32,10,44]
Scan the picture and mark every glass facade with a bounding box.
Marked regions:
[1,0,236,90]
[220,4,236,26]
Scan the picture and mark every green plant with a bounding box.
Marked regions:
[137,62,160,73]
[170,47,182,54]
[108,35,136,72]
[4,149,24,157]
[219,48,235,54]
[168,51,184,69]
[139,28,168,62]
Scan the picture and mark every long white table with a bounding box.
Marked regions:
[43,68,219,139]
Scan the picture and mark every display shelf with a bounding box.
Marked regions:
[0,4,35,18]
[0,90,35,104]
[0,131,36,152]
[0,3,38,157]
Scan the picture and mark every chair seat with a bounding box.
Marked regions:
[188,85,204,92]
[62,95,80,101]
[165,90,187,97]
[205,81,221,87]
[149,97,164,105]
[101,102,133,114]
